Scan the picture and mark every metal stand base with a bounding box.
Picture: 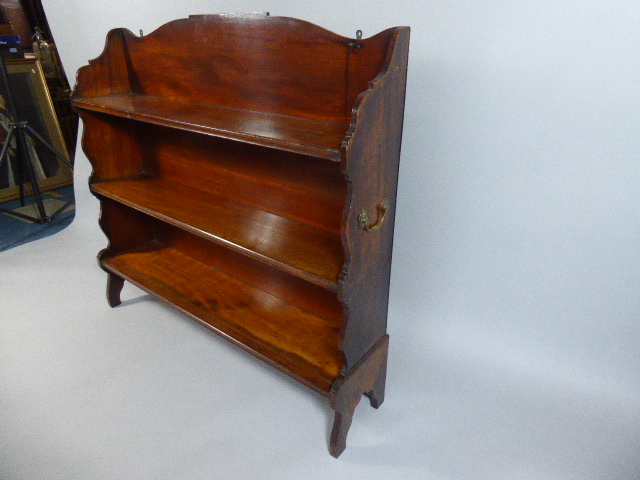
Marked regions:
[0,51,73,224]
[0,121,73,223]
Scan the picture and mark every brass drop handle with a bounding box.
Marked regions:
[358,198,390,232]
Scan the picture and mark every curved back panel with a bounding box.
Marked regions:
[122,15,394,122]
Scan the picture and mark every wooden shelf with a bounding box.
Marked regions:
[92,176,343,291]
[73,94,349,161]
[73,15,409,456]
[103,243,343,392]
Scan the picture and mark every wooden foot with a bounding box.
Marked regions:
[365,356,387,409]
[106,272,124,307]
[330,388,361,458]
[329,335,389,458]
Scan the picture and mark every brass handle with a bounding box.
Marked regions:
[359,198,390,232]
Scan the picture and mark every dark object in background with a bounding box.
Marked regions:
[0,58,73,199]
[0,35,24,58]
[0,0,77,251]
[0,0,78,158]
[0,53,72,222]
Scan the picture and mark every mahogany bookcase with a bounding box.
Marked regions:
[72,14,409,457]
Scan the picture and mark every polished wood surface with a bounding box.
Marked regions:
[103,243,343,393]
[339,27,410,371]
[97,197,155,260]
[137,122,346,234]
[92,176,343,290]
[79,112,346,232]
[73,14,409,457]
[158,225,344,325]
[330,335,388,457]
[75,15,393,122]
[79,112,144,182]
[73,93,349,161]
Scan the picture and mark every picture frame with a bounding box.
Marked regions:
[0,57,72,201]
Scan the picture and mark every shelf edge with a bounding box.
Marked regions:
[102,257,335,396]
[73,97,344,162]
[92,182,340,293]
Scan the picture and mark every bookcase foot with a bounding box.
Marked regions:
[329,335,389,458]
[106,272,124,307]
[365,356,387,409]
[330,394,358,458]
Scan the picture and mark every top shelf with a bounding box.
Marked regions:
[73,93,350,161]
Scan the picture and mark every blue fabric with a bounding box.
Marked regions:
[0,185,75,252]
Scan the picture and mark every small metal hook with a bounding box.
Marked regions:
[348,30,364,49]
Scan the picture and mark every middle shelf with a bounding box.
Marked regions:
[92,176,344,291]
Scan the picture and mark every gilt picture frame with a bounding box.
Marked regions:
[0,57,72,201]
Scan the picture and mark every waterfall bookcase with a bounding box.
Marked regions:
[72,14,409,457]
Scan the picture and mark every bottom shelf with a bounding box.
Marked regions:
[102,243,343,393]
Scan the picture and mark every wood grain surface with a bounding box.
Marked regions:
[104,243,343,393]
[73,14,409,456]
[92,176,344,290]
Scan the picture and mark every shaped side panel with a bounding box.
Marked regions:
[72,28,136,99]
[338,27,410,372]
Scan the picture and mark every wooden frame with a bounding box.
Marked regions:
[0,57,72,201]
[72,15,409,457]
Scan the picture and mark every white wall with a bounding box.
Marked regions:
[29,0,640,477]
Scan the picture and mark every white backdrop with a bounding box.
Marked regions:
[1,1,639,478]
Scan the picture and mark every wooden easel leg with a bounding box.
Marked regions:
[106,272,124,307]
[329,335,389,458]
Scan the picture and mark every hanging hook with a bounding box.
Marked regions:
[348,30,363,49]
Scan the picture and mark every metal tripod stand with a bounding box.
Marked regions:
[0,54,73,223]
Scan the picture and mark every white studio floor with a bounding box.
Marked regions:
[1,179,638,479]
